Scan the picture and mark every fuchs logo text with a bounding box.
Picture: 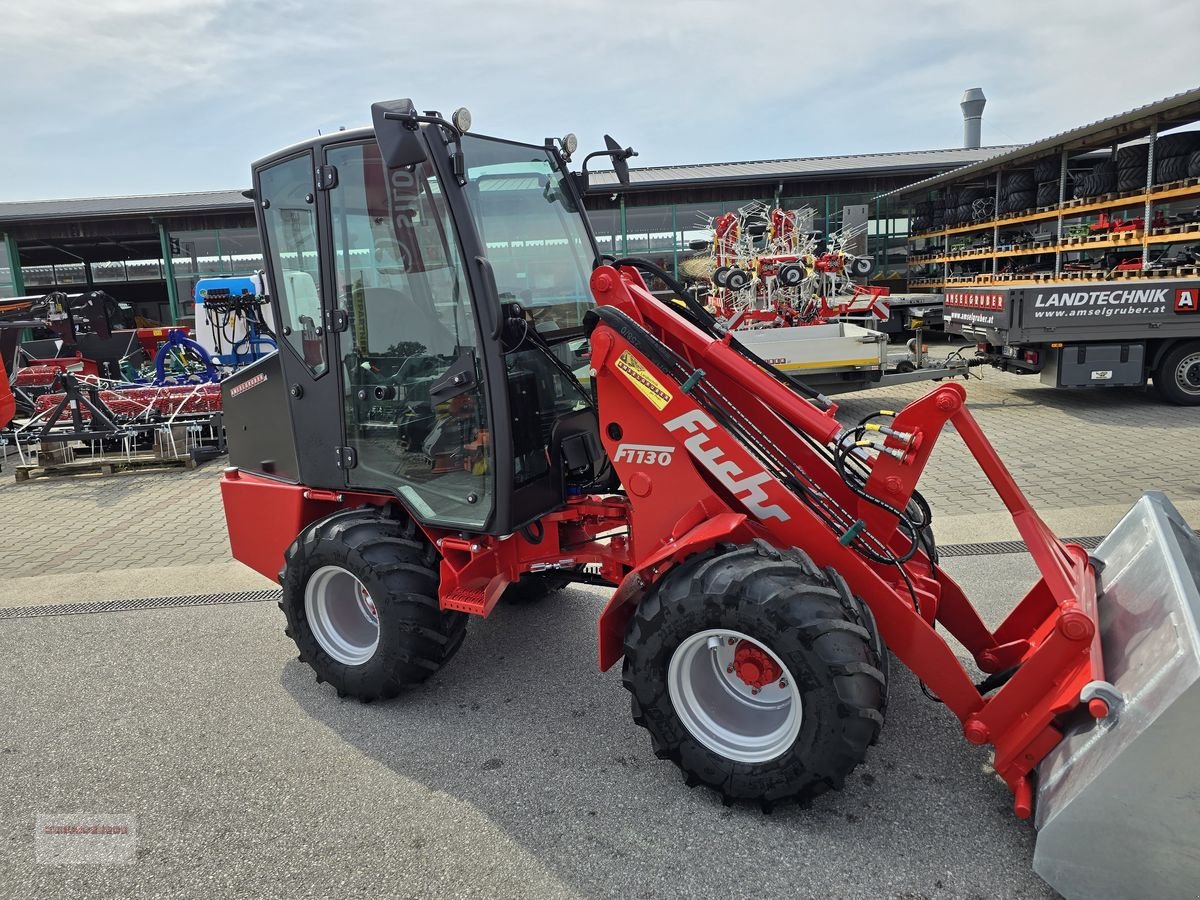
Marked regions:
[613,444,674,466]
[664,409,790,522]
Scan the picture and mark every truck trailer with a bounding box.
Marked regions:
[943,279,1200,403]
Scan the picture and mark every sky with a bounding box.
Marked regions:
[2,0,1199,202]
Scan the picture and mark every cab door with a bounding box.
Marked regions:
[321,139,499,531]
[253,149,345,487]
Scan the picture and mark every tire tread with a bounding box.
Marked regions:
[622,543,885,808]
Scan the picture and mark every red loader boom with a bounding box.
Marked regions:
[220,102,1200,900]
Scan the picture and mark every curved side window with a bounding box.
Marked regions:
[259,154,327,376]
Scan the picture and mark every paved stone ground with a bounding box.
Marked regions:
[0,461,229,579]
[2,369,1197,582]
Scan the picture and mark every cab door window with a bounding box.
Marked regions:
[258,153,327,375]
[326,141,492,529]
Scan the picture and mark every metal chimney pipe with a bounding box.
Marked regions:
[961,88,986,149]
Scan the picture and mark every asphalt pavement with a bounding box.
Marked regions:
[0,555,1055,900]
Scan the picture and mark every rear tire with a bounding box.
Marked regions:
[622,541,885,808]
[280,507,467,702]
[1155,341,1200,406]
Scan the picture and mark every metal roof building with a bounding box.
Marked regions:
[589,146,1013,193]
[0,190,251,223]
[0,142,1008,323]
[875,85,1200,292]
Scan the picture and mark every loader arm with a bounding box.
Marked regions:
[586,262,1112,818]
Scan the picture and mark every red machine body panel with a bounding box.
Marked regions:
[0,357,14,429]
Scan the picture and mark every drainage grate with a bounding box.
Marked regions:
[937,535,1108,558]
[0,589,280,620]
[5,527,1199,618]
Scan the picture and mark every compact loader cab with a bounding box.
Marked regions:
[229,99,606,534]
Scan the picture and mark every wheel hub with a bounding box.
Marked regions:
[1179,353,1200,392]
[733,640,783,689]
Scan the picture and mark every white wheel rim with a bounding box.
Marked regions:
[1174,352,1200,395]
[304,565,380,666]
[667,628,802,764]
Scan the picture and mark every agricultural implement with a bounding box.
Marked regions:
[220,99,1200,898]
[678,201,983,392]
[0,356,14,430]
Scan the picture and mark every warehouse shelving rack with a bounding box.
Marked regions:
[906,180,1200,289]
[890,92,1200,291]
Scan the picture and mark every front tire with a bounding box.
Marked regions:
[280,507,467,702]
[622,541,885,807]
[1155,341,1200,406]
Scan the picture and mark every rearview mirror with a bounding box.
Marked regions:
[371,98,428,169]
[605,135,636,186]
[577,136,638,193]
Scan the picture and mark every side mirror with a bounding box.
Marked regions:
[577,137,638,193]
[604,135,637,186]
[371,98,428,168]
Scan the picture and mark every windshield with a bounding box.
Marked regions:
[461,136,596,334]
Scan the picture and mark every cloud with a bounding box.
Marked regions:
[1,0,1198,200]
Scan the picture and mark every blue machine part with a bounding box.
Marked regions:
[197,276,259,302]
[195,276,276,369]
[154,330,219,385]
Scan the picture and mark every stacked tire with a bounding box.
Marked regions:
[1117,145,1149,191]
[931,200,945,230]
[944,189,964,225]
[1152,131,1200,185]
[1031,157,1064,208]
[1033,157,1060,184]
[911,200,934,234]
[1001,172,1034,215]
[1036,179,1071,207]
[957,186,990,223]
[1073,160,1117,199]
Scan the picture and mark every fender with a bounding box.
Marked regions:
[597,510,754,670]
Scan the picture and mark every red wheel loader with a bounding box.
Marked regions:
[220,100,1200,899]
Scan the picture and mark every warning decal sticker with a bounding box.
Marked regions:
[615,350,673,411]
